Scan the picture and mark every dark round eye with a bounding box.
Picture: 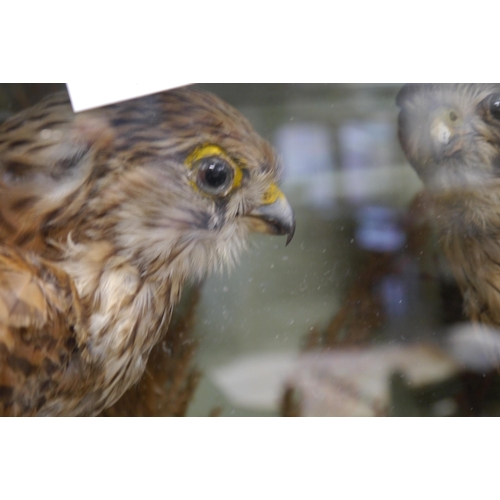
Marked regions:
[488,93,500,120]
[195,156,234,195]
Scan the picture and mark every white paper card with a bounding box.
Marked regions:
[66,82,191,112]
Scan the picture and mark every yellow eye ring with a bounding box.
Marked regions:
[186,144,243,196]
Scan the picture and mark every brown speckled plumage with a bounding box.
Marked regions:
[397,83,500,328]
[0,87,295,416]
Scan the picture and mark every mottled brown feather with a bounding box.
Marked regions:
[0,87,288,416]
[0,246,88,416]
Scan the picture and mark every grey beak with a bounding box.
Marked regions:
[247,191,296,245]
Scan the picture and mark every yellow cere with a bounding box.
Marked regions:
[262,183,284,205]
[186,144,243,191]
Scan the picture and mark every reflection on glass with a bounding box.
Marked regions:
[398,84,500,329]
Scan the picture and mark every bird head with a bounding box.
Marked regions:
[75,88,296,281]
[397,83,500,192]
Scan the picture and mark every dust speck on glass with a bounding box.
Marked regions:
[1,83,499,417]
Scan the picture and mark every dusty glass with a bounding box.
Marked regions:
[0,83,497,417]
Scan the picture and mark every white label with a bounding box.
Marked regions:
[66,82,191,112]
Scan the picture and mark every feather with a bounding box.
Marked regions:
[0,87,295,415]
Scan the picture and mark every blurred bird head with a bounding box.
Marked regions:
[396,83,500,191]
[0,88,295,283]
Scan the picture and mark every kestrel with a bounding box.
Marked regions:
[397,83,500,328]
[0,87,295,416]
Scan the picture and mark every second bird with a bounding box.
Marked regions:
[397,83,500,329]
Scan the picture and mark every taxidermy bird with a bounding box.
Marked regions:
[397,83,500,328]
[0,87,295,416]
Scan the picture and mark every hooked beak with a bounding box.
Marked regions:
[246,183,296,245]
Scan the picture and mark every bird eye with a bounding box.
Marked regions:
[195,156,234,196]
[488,93,500,120]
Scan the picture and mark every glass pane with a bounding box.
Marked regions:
[1,83,497,416]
